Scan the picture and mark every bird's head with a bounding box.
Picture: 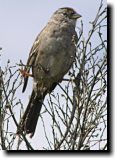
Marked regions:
[50,7,82,26]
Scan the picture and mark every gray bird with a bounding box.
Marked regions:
[18,7,81,137]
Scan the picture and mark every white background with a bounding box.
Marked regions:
[0,0,116,159]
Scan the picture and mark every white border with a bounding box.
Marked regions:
[0,0,116,159]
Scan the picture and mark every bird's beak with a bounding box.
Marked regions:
[72,13,82,19]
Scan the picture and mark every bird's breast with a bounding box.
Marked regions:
[33,27,77,88]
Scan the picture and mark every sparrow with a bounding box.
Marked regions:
[18,7,81,137]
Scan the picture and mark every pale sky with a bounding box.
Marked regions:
[0,0,107,150]
[0,0,106,64]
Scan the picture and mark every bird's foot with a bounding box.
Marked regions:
[19,69,33,77]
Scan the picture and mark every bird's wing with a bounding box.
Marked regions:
[22,26,47,92]
[22,34,40,92]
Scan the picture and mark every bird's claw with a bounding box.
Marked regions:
[19,69,33,77]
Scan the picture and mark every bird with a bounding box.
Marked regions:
[17,7,82,137]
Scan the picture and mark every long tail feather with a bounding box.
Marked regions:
[17,90,46,137]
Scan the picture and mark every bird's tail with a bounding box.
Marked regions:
[17,90,46,137]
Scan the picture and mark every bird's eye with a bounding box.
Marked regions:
[71,11,75,15]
